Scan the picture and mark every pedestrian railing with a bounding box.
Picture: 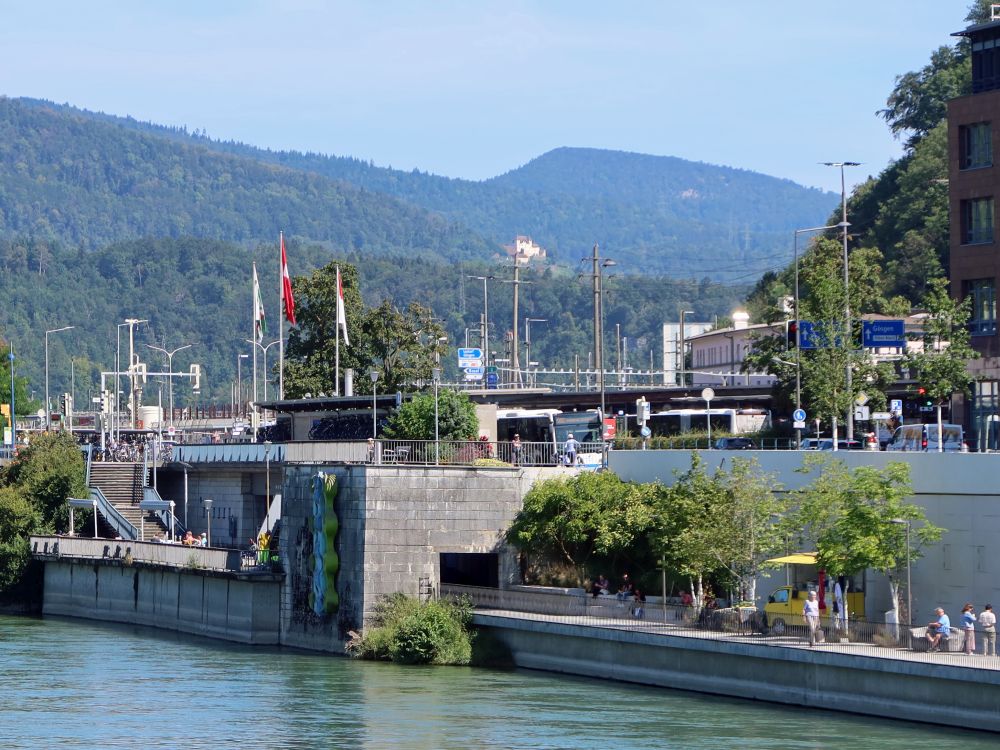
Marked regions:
[441,584,1000,669]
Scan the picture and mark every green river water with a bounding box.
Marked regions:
[0,615,994,749]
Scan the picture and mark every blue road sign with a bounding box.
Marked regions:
[797,321,822,349]
[793,408,807,422]
[862,320,905,349]
[463,366,484,375]
[458,348,482,359]
[486,372,499,389]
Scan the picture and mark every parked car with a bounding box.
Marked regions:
[885,423,965,452]
[800,438,822,450]
[817,439,864,451]
[714,437,756,450]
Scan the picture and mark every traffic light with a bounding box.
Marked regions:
[59,394,67,415]
[917,387,933,408]
[785,320,798,350]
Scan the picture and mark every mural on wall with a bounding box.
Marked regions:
[308,472,340,615]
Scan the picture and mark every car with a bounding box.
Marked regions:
[799,438,822,450]
[817,439,864,451]
[713,437,756,450]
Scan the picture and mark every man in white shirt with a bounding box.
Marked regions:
[802,590,821,646]
[979,604,996,656]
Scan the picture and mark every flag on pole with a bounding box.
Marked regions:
[281,234,296,325]
[253,262,266,342]
[336,266,350,346]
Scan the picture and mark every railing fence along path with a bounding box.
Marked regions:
[442,584,1000,669]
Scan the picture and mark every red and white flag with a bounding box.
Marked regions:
[336,266,350,346]
[281,234,296,325]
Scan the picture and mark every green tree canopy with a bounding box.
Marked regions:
[383,389,478,441]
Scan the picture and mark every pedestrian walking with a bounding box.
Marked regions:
[564,433,580,466]
[979,604,996,656]
[803,590,821,646]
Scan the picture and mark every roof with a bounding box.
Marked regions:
[953,19,1000,37]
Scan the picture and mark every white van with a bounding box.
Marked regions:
[885,423,964,452]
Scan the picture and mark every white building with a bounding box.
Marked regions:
[687,313,780,387]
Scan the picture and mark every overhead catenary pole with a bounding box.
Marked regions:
[278,231,284,401]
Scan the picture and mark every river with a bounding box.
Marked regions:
[0,615,993,749]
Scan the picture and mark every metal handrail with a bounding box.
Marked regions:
[90,486,138,540]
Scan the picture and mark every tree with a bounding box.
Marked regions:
[791,457,943,626]
[383,389,478,441]
[285,262,449,397]
[905,277,978,448]
[505,472,654,582]
[706,458,787,604]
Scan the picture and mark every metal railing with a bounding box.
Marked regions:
[442,585,1000,669]
[29,535,280,574]
[90,486,139,540]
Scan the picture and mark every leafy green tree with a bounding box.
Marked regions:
[0,486,38,592]
[383,389,478,440]
[791,458,943,626]
[506,472,654,582]
[905,277,978,446]
[0,342,37,425]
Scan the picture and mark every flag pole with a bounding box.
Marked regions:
[335,265,341,397]
[278,232,284,400]
[251,263,259,441]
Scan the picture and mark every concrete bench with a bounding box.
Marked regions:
[910,626,964,652]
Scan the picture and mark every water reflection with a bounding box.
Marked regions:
[0,616,993,749]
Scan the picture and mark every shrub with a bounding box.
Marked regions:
[349,594,474,665]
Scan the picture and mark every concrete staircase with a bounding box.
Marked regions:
[89,462,168,541]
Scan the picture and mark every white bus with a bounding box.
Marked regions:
[646,408,769,437]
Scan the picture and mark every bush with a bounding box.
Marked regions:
[349,594,474,665]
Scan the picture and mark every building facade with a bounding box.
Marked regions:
[949,17,1000,450]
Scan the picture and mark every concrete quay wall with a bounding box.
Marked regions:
[478,613,1000,733]
[41,561,281,645]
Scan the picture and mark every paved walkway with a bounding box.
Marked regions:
[475,607,1000,671]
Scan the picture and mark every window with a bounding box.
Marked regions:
[966,278,997,335]
[961,123,992,169]
[962,197,995,244]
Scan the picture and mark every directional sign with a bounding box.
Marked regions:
[458,357,483,369]
[792,408,807,422]
[464,370,484,381]
[862,320,905,349]
[463,366,484,376]
[458,348,482,359]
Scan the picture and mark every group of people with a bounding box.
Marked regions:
[152,530,207,546]
[926,603,996,655]
[590,572,646,619]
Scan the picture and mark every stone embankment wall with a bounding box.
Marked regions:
[478,613,1000,732]
[41,560,280,644]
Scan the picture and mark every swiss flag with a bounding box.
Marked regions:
[281,234,296,325]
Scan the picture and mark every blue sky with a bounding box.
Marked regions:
[0,1,969,192]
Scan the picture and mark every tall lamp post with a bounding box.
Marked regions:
[678,310,694,387]
[45,325,74,430]
[236,353,249,418]
[525,318,547,386]
[369,370,379,439]
[466,275,493,368]
[8,344,15,451]
[793,224,848,448]
[145,343,192,429]
[891,518,912,626]
[823,161,861,442]
[264,440,272,534]
[432,367,441,465]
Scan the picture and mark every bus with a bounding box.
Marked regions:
[553,410,604,469]
[494,408,605,467]
[646,408,769,438]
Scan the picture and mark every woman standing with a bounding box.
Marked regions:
[961,603,976,655]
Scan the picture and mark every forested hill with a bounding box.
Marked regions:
[13,98,836,281]
[0,97,494,259]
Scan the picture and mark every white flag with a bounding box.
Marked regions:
[337,266,350,346]
[253,262,266,343]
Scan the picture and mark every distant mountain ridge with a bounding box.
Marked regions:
[11,98,837,280]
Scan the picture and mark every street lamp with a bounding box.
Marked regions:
[891,518,912,626]
[524,318,547,385]
[8,344,16,450]
[236,353,249,418]
[246,339,280,401]
[679,311,694,387]
[145,343,192,429]
[369,370,379,439]
[432,367,441,465]
[203,498,213,547]
[597,258,616,422]
[466,275,493,368]
[45,325,74,430]
[823,161,861,441]
[264,440,272,534]
[793,223,848,448]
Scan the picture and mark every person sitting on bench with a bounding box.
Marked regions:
[926,607,951,652]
